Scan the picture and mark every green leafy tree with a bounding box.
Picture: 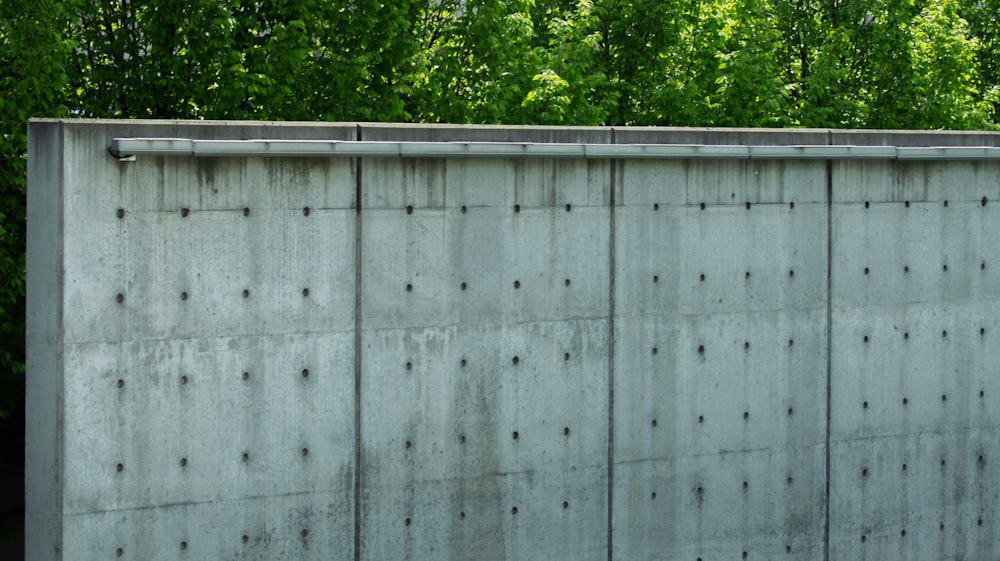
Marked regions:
[959,0,1000,125]
[707,0,791,127]
[406,0,543,123]
[0,0,68,419]
[520,0,614,125]
[591,0,707,125]
[906,0,991,129]
[66,0,422,120]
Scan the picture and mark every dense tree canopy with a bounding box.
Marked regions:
[47,0,1000,126]
[2,0,1000,416]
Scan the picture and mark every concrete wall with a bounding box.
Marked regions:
[26,120,1000,561]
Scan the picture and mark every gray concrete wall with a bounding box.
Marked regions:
[26,120,1000,561]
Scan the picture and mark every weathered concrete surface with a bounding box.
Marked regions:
[611,154,829,561]
[29,121,358,561]
[26,120,1000,561]
[828,160,1000,561]
[358,128,612,560]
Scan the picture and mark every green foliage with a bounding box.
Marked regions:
[1,0,999,420]
[65,0,423,121]
[0,0,68,417]
[962,0,1000,123]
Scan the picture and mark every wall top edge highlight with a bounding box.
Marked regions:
[107,138,1000,161]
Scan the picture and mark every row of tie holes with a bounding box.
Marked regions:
[106,504,990,559]
[108,321,991,456]
[402,258,990,293]
[109,498,576,557]
[112,318,991,386]
[113,529,306,557]
[108,256,991,304]
[109,253,989,303]
[112,195,991,220]
[110,513,988,560]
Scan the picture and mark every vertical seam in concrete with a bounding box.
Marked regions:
[606,129,617,561]
[823,156,834,561]
[354,124,363,561]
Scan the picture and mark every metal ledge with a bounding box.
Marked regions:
[108,138,1000,161]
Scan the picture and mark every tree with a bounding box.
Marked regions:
[66,0,423,121]
[960,0,1000,125]
[0,0,68,421]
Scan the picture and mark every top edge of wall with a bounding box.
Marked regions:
[28,119,1000,148]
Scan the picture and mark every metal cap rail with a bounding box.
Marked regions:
[108,137,1000,161]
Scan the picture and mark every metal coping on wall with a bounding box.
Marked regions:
[107,138,1000,161]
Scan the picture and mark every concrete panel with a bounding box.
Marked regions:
[62,332,354,514]
[62,492,353,561]
[831,302,1000,439]
[828,429,999,561]
[612,158,829,560]
[829,159,1000,560]
[361,206,609,329]
[612,311,827,460]
[831,161,1000,310]
[361,322,608,477]
[361,468,607,561]
[30,120,358,561]
[613,447,826,561]
[359,152,611,560]
[62,145,357,345]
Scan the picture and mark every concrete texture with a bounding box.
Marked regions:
[612,157,829,561]
[828,160,1000,561]
[26,120,1000,561]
